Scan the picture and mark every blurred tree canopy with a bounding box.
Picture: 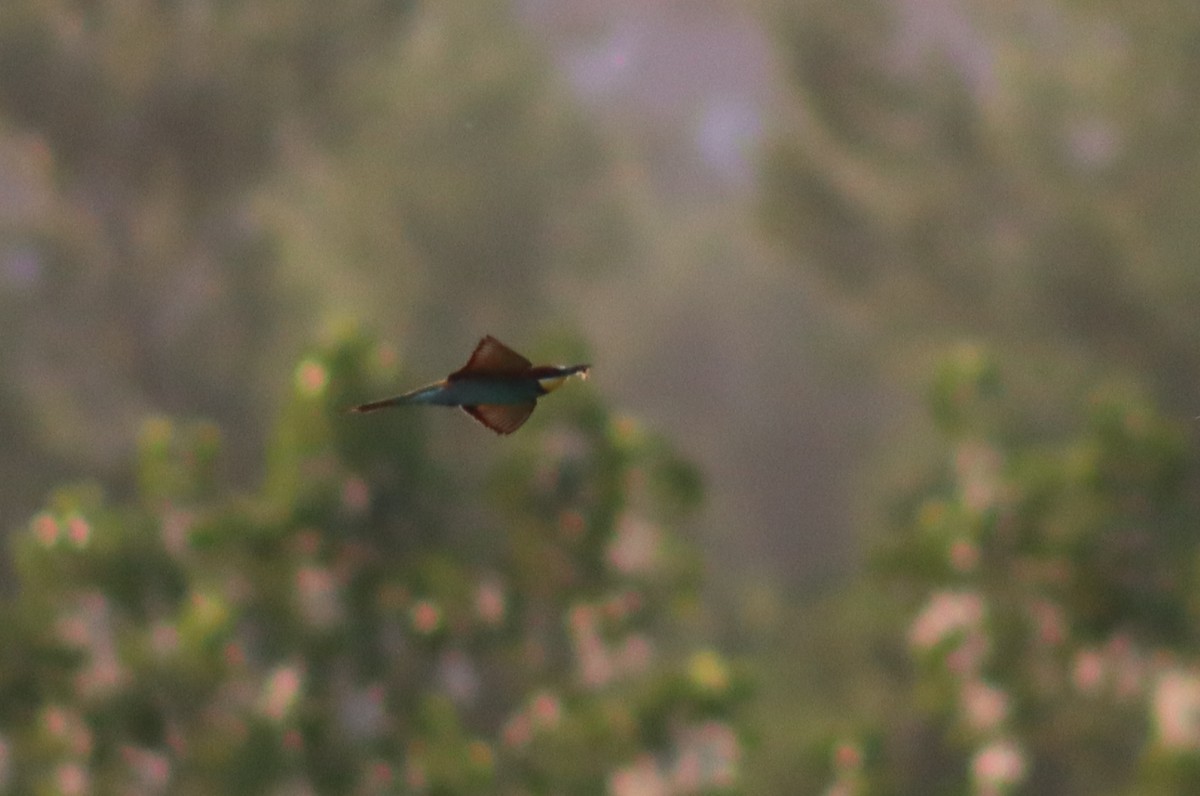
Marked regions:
[2,332,742,794]
[760,0,1200,416]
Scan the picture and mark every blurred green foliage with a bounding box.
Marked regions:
[2,332,742,794]
[815,351,1200,795]
[5,0,1200,792]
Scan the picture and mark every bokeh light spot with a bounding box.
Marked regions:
[32,513,59,547]
[294,358,329,397]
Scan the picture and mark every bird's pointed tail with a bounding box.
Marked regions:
[348,382,445,413]
[349,396,406,413]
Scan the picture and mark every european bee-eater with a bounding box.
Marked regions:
[351,336,590,434]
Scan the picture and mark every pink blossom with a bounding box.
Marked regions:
[260,664,304,722]
[531,691,562,729]
[475,578,507,625]
[607,515,662,574]
[56,762,88,796]
[1029,600,1066,646]
[609,755,666,796]
[410,600,442,635]
[66,514,90,547]
[502,713,533,749]
[294,359,328,396]
[833,741,862,771]
[295,566,343,629]
[121,745,171,792]
[908,591,984,652]
[620,634,655,674]
[971,739,1027,792]
[961,680,1009,733]
[671,721,739,788]
[1072,649,1105,694]
[33,512,59,546]
[1153,669,1200,751]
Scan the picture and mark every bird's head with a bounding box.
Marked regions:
[536,364,590,393]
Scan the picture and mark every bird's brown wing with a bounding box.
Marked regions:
[462,402,536,435]
[451,335,532,378]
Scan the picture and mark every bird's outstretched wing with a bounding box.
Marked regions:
[451,336,532,379]
[462,402,537,434]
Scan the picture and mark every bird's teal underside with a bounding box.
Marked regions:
[401,378,545,406]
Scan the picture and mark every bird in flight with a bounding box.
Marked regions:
[351,336,590,434]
